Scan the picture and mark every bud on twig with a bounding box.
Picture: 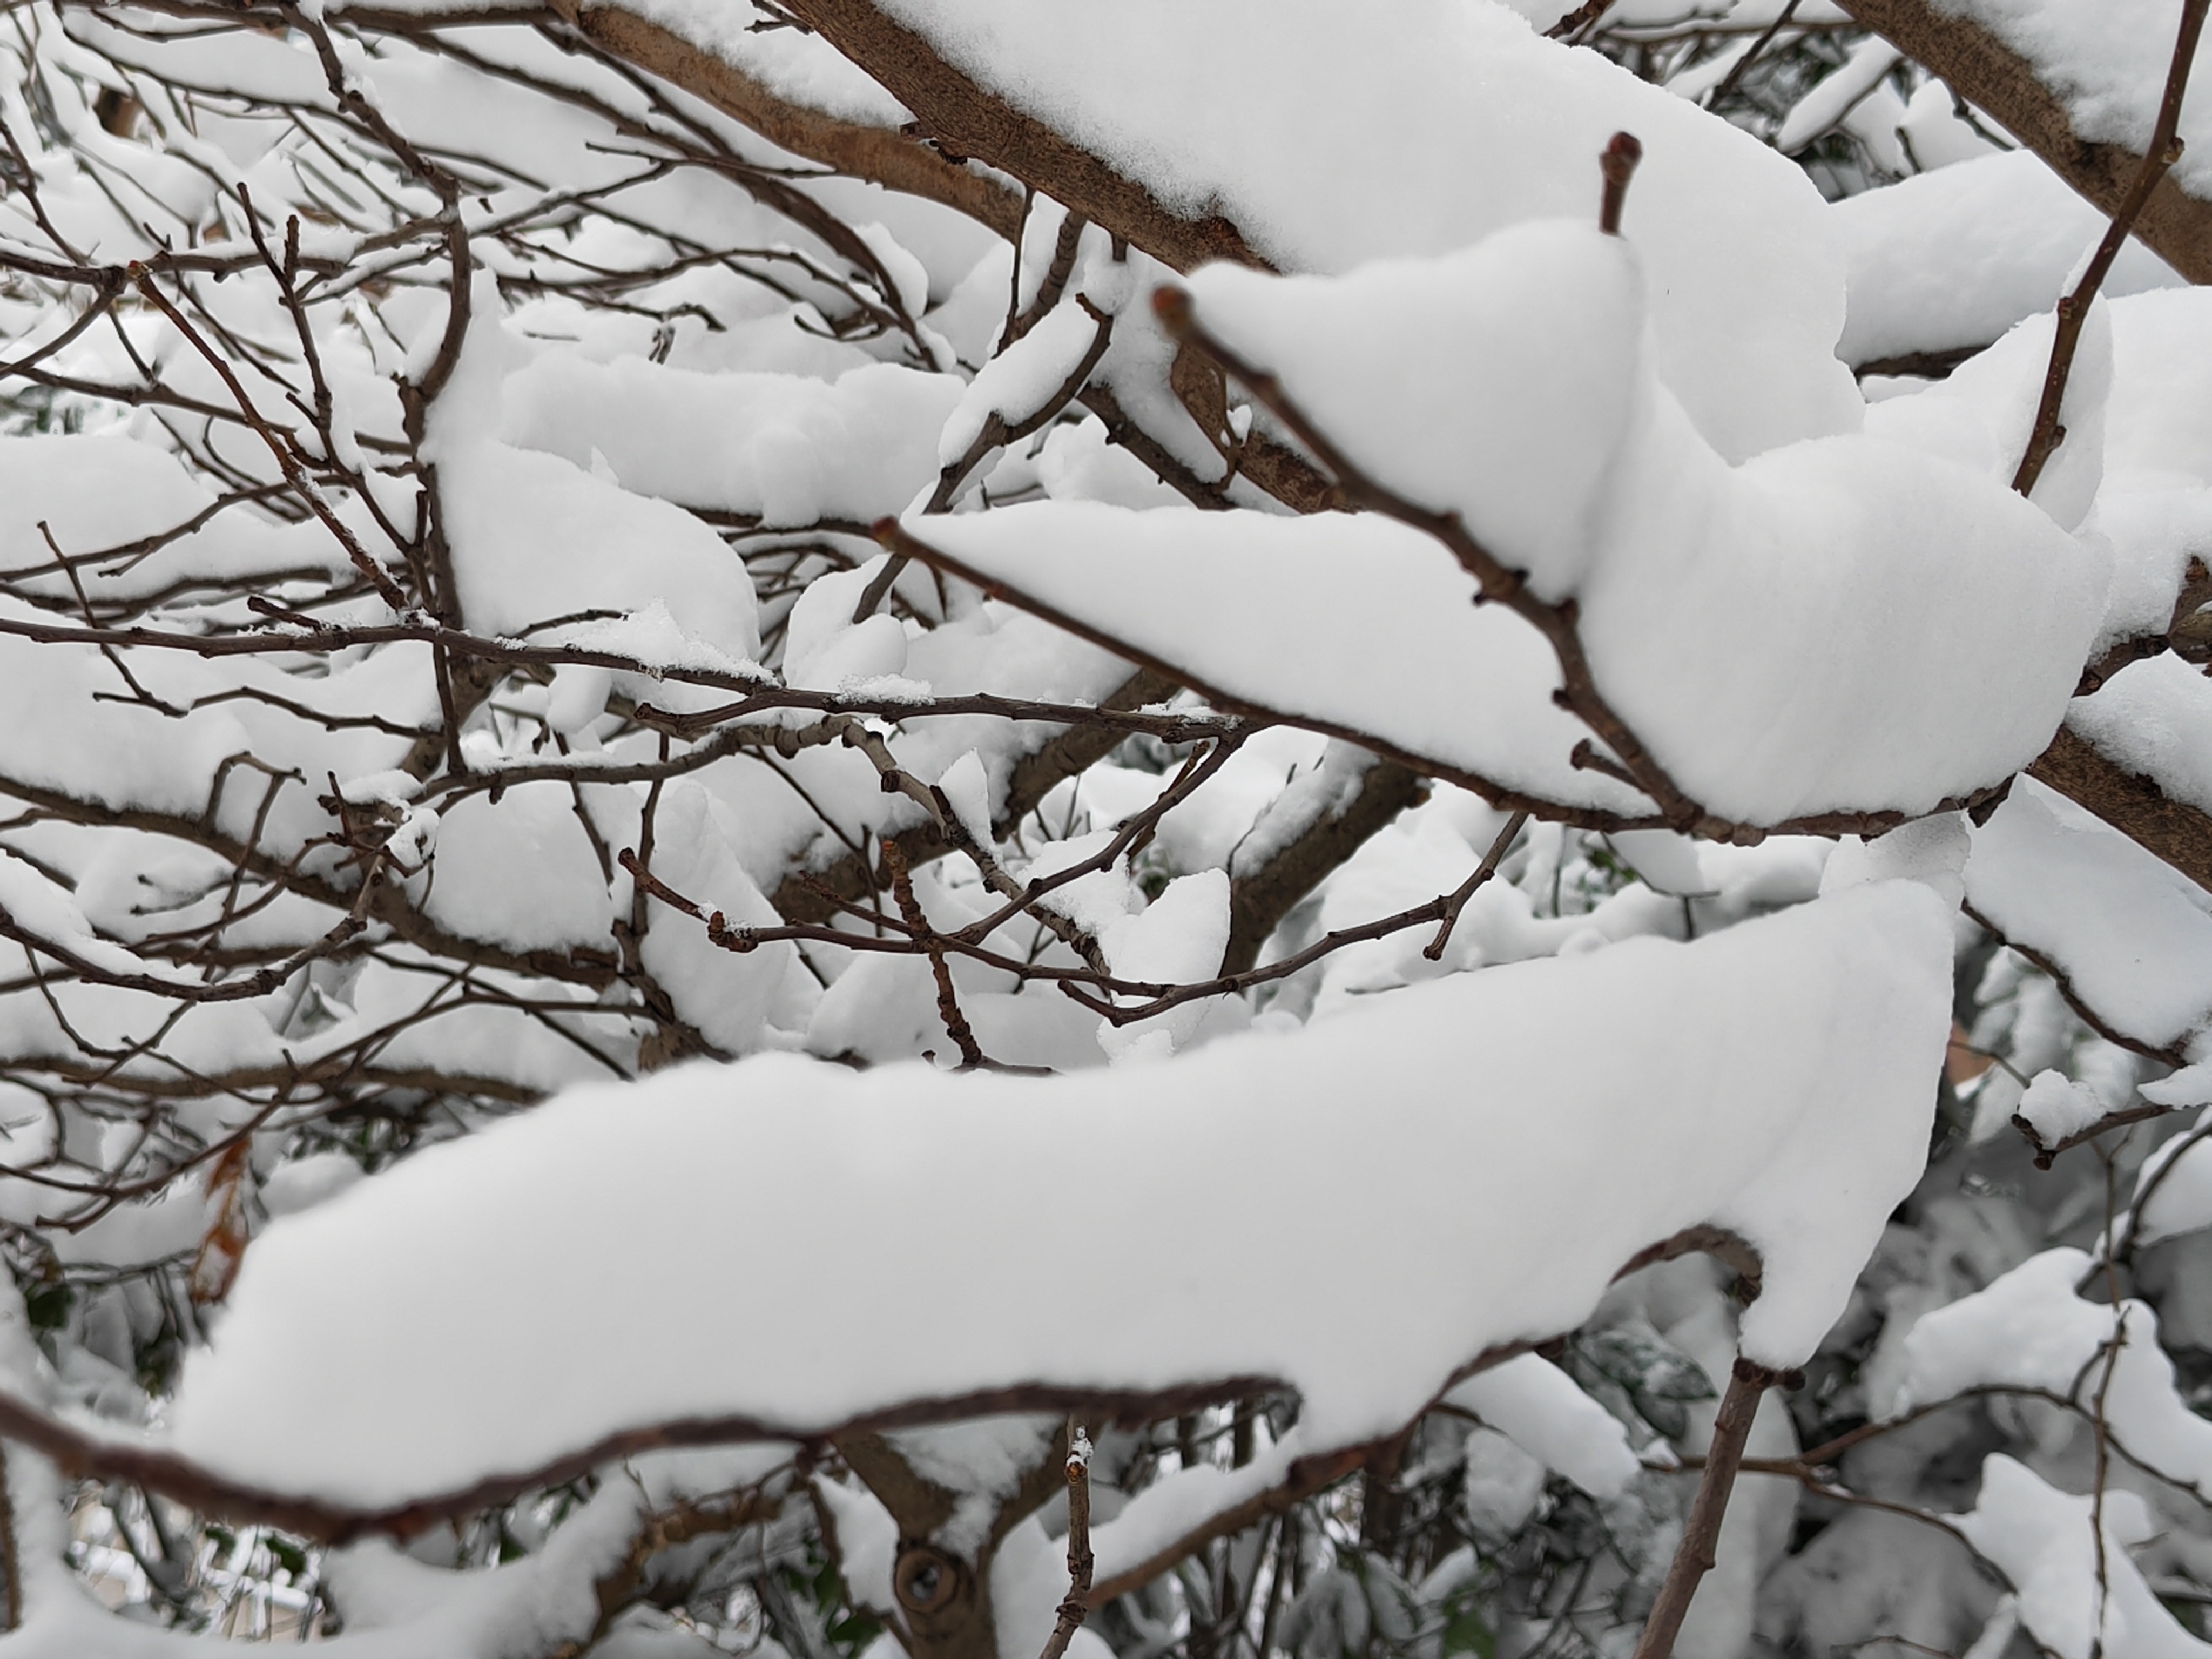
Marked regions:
[1600,131,1642,235]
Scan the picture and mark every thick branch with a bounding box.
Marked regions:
[1838,0,2212,282]
[766,0,1268,273]
[0,1229,1764,1550]
[564,6,1026,240]
[1222,760,1428,975]
[2029,724,2212,895]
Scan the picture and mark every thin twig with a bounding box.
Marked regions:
[881,838,987,1070]
[1630,1359,1783,1659]
[1036,1427,1096,1659]
[1425,811,1528,961]
[1703,0,1803,109]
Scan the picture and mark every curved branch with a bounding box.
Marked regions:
[0,1226,1764,1548]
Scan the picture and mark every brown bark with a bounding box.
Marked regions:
[1839,0,2212,282]
[769,667,1180,925]
[836,1426,1072,1659]
[2030,724,2212,895]
[567,4,1026,240]
[1222,760,1428,974]
[766,0,1270,274]
[1629,1359,1782,1659]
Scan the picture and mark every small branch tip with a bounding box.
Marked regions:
[1600,131,1643,235]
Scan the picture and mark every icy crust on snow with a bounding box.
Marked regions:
[1897,1250,2212,1501]
[1938,0,2212,200]
[167,883,1950,1504]
[1953,1454,2207,1659]
[1833,149,2184,367]
[856,0,1860,463]
[1963,779,2212,1052]
[501,353,963,527]
[907,502,1645,815]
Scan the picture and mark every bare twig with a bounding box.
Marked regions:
[1036,1427,1095,1659]
[881,837,987,1069]
[1631,1359,1785,1659]
[1425,811,1529,961]
[2012,0,2209,496]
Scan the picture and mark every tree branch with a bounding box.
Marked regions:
[1630,1358,1786,1659]
[1838,0,2212,282]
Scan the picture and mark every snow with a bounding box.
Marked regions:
[939,298,1105,468]
[1444,1353,1640,1498]
[578,0,911,128]
[2133,1125,2212,1246]
[1095,869,1231,1063]
[633,782,792,1054]
[2067,656,2212,817]
[1898,1250,2212,1502]
[925,219,2106,825]
[1185,225,1647,593]
[1872,285,2212,648]
[1776,36,1901,154]
[832,0,1863,462]
[419,783,616,954]
[501,352,963,527]
[1963,779,2212,1052]
[1939,0,2212,200]
[2017,1069,2107,1144]
[165,881,1950,1504]
[910,501,1640,815]
[1460,1428,1548,1539]
[1953,1455,2207,1659]
[1833,150,2184,367]
[884,1417,1059,1557]
[442,426,763,665]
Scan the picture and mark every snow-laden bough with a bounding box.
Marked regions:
[154,880,1953,1510]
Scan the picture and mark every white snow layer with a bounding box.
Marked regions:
[1953,1454,2206,1659]
[1833,149,2184,366]
[1897,1250,2212,1502]
[1964,780,2212,1053]
[927,220,2106,826]
[165,882,1951,1504]
[1444,1353,1641,1498]
[1938,0,2212,201]
[851,0,1862,462]
[501,353,963,527]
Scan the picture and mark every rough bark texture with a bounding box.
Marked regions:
[1222,761,1428,974]
[1839,0,2212,281]
[767,0,1271,273]
[2030,723,2212,894]
[569,3,1027,239]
